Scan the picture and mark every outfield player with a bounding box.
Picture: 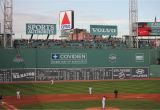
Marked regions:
[102,96,106,109]
[88,87,92,95]
[16,91,20,99]
[51,79,54,85]
[51,78,55,85]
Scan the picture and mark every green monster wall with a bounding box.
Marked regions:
[0,48,159,69]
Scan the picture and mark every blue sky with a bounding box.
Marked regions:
[0,0,160,39]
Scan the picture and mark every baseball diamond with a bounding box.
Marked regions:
[1,0,160,110]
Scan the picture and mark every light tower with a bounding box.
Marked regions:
[129,0,138,48]
[3,0,13,48]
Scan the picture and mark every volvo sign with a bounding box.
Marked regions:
[90,25,118,36]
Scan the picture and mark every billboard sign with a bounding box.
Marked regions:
[113,68,131,79]
[90,25,118,36]
[60,10,74,30]
[135,53,144,62]
[132,68,149,78]
[12,69,35,81]
[138,22,160,36]
[51,53,87,64]
[26,24,56,35]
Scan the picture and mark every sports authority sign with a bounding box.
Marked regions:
[59,10,74,30]
[26,24,56,35]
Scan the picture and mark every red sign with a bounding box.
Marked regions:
[60,10,74,30]
[61,12,70,25]
[138,23,151,36]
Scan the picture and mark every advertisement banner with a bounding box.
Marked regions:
[12,69,35,81]
[113,68,131,79]
[90,25,118,36]
[51,53,87,64]
[138,22,160,36]
[132,68,149,78]
[26,24,56,35]
[135,53,144,62]
[108,54,117,63]
[60,10,74,30]
[0,69,11,82]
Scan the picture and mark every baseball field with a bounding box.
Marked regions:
[0,79,160,110]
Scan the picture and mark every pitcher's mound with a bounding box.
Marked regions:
[86,107,120,110]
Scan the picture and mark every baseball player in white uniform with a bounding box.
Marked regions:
[16,91,20,99]
[51,79,54,85]
[102,96,106,109]
[89,87,92,95]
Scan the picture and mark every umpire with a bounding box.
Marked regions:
[0,95,3,104]
[114,89,118,98]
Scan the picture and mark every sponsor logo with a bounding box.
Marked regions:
[109,54,117,63]
[12,72,35,79]
[135,53,144,62]
[118,72,125,79]
[51,53,87,64]
[26,24,56,35]
[132,68,148,78]
[136,69,145,74]
[13,55,24,63]
[61,25,71,30]
[90,25,117,36]
[61,12,72,30]
[113,68,131,79]
[92,28,116,33]
[52,54,60,60]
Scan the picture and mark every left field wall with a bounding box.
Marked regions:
[0,48,157,68]
[0,48,159,82]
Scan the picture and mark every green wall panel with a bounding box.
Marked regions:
[0,48,159,69]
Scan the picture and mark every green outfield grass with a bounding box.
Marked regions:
[20,99,160,110]
[0,80,160,96]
